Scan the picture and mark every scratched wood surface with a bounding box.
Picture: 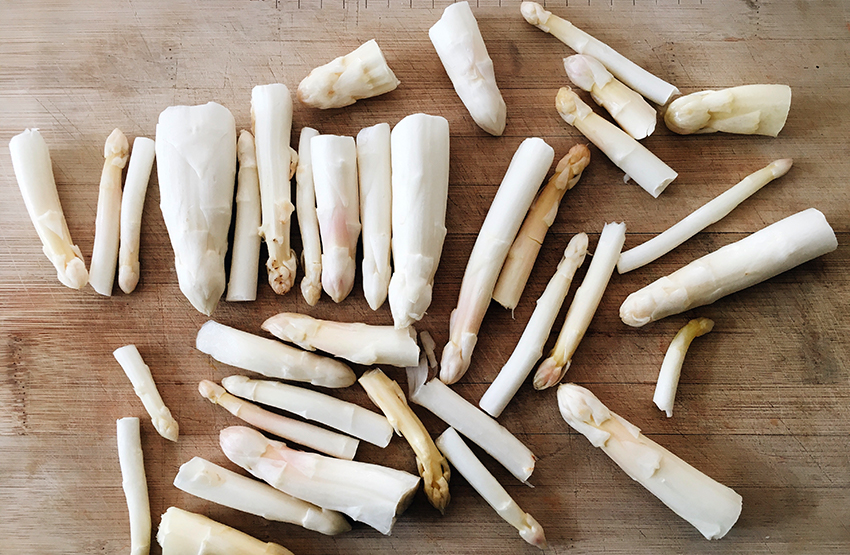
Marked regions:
[2,0,849,553]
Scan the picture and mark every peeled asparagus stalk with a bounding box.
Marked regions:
[620,208,838,327]
[430,1,507,135]
[665,84,792,136]
[311,134,361,303]
[156,102,236,315]
[436,428,546,550]
[9,129,88,289]
[481,234,588,418]
[558,384,742,539]
[388,113,450,329]
[220,426,420,535]
[357,123,393,311]
[617,159,793,274]
[157,506,293,555]
[492,145,591,310]
[295,127,322,306]
[535,222,626,390]
[117,417,151,555]
[654,318,714,418]
[297,39,400,109]
[360,368,451,514]
[117,137,155,294]
[222,375,393,448]
[556,87,676,198]
[521,2,679,106]
[441,138,555,385]
[226,130,262,302]
[196,320,356,388]
[174,457,351,535]
[262,312,419,367]
[114,345,179,442]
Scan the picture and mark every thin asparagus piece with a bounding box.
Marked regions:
[226,130,262,301]
[654,318,714,418]
[118,137,155,294]
[117,417,151,555]
[114,345,179,442]
[665,85,792,136]
[296,127,323,306]
[419,330,438,370]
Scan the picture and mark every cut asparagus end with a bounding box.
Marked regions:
[117,417,151,555]
[226,130,263,302]
[114,345,179,442]
[664,85,791,136]
[654,318,714,417]
[118,136,156,294]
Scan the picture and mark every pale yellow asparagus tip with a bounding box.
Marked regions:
[553,144,592,191]
[556,87,592,125]
[198,379,226,403]
[533,356,570,390]
[521,514,548,549]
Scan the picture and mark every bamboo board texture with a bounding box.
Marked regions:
[1,0,849,553]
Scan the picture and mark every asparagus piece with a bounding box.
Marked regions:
[664,84,792,136]
[481,234,588,418]
[654,318,714,418]
[226,130,262,302]
[419,330,438,370]
[118,137,155,294]
[9,129,88,289]
[114,345,179,442]
[295,127,323,306]
[558,384,742,539]
[117,417,151,555]
[441,138,555,385]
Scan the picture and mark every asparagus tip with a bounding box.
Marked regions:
[520,2,549,26]
[520,514,548,549]
[533,357,570,390]
[198,380,225,402]
[267,256,297,295]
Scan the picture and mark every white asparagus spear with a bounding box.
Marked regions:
[220,426,420,535]
[441,138,555,385]
[118,137,155,294]
[388,113,450,329]
[558,384,743,539]
[534,222,626,390]
[262,312,419,367]
[295,127,323,306]
[665,84,792,136]
[564,54,657,140]
[521,2,679,106]
[226,130,262,302]
[196,320,356,388]
[297,39,400,109]
[480,234,588,418]
[174,457,352,536]
[430,1,507,136]
[114,345,179,442]
[311,134,361,303]
[117,417,151,555]
[407,356,536,483]
[253,83,297,295]
[89,128,130,296]
[620,208,838,327]
[436,428,546,550]
[357,123,393,311]
[157,506,294,555]
[654,318,714,418]
[9,129,89,289]
[492,145,591,310]
[156,102,236,315]
[556,87,677,198]
[617,159,793,274]
[222,375,393,448]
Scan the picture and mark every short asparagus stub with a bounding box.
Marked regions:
[173,456,352,535]
[118,136,155,294]
[654,318,714,418]
[117,417,151,555]
[441,138,555,385]
[220,426,421,536]
[113,345,179,442]
[481,233,588,418]
[436,428,546,550]
[9,129,89,289]
[556,87,677,198]
[295,126,323,305]
[620,208,838,327]
[664,84,792,136]
[558,384,743,540]
[617,159,794,274]
[226,130,262,302]
[534,222,626,390]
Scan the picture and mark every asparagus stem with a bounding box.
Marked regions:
[226,130,262,302]
[419,330,438,370]
[113,345,179,442]
[295,127,323,306]
[654,318,714,418]
[664,84,792,136]
[118,137,155,294]
[117,417,151,555]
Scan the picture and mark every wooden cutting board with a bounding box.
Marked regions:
[2,1,849,553]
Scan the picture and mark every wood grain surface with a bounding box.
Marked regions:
[2,0,849,553]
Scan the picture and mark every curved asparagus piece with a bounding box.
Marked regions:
[654,318,714,418]
[174,457,351,535]
[196,320,356,388]
[117,417,151,555]
[220,426,420,535]
[481,234,588,418]
[296,127,323,306]
[388,114,450,329]
[360,369,451,514]
[617,159,793,274]
[665,85,792,136]
[521,2,679,105]
[430,1,507,135]
[621,208,837,327]
[441,138,555,385]
[118,137,155,294]
[556,87,676,198]
[535,222,626,390]
[226,131,262,302]
[297,39,400,109]
[436,428,546,550]
[114,345,179,442]
[493,145,591,310]
[558,384,742,539]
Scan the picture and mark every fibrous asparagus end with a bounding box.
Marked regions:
[520,2,550,28]
[555,87,592,125]
[532,356,569,390]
